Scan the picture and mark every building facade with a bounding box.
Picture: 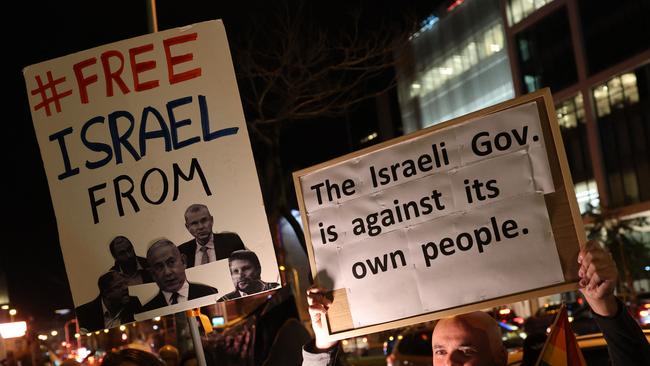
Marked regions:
[397,0,650,217]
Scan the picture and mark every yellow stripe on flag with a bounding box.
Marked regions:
[535,304,586,366]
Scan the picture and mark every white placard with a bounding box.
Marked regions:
[297,98,564,329]
[23,20,279,332]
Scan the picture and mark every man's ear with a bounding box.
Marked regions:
[185,222,190,230]
[181,253,187,268]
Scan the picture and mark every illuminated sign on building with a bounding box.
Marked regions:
[0,321,27,339]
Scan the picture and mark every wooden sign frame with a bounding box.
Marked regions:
[292,88,585,340]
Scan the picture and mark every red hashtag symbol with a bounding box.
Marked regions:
[30,71,73,117]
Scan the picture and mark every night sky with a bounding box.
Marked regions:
[4,0,442,325]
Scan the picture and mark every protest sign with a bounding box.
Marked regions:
[23,20,280,332]
[293,88,584,340]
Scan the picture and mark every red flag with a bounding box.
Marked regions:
[535,304,586,366]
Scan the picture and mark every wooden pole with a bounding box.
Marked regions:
[146,0,158,33]
[187,313,208,366]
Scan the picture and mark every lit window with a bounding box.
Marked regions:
[409,83,421,98]
[445,58,455,76]
[510,0,524,25]
[507,0,554,26]
[575,179,600,214]
[453,55,464,73]
[408,22,505,99]
[575,93,584,121]
[607,77,624,107]
[621,73,639,104]
[494,24,504,49]
[521,0,535,21]
[593,85,611,117]
[466,42,478,66]
[555,94,585,129]
[524,74,541,93]
[592,72,639,117]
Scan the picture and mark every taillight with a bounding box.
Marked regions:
[386,354,395,366]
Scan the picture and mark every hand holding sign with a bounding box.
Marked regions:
[306,286,337,351]
[578,240,619,316]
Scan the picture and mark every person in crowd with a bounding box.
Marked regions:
[109,235,153,285]
[60,359,81,366]
[141,239,217,311]
[302,240,650,366]
[75,271,142,332]
[178,353,197,366]
[218,249,280,301]
[101,348,164,366]
[0,351,18,366]
[157,345,180,366]
[178,204,245,267]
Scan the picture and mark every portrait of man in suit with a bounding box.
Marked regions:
[109,235,153,285]
[178,204,246,268]
[141,239,218,312]
[75,271,142,332]
[218,250,279,301]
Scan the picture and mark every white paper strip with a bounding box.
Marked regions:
[338,230,423,327]
[406,193,563,312]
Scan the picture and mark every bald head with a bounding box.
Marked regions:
[431,311,507,366]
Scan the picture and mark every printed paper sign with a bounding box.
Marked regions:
[296,100,565,329]
[23,20,280,332]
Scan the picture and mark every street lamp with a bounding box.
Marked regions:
[64,319,81,350]
[9,308,17,321]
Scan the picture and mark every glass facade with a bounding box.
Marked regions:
[515,7,578,93]
[595,63,650,207]
[555,94,599,213]
[397,0,514,132]
[506,0,554,26]
[397,0,650,213]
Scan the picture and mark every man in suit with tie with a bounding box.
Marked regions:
[75,271,142,332]
[141,239,218,312]
[178,204,246,268]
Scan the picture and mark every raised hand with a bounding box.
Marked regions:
[307,286,337,350]
[578,240,619,316]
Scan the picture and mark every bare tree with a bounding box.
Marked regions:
[231,0,418,253]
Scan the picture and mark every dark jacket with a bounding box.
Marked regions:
[178,232,245,268]
[218,281,280,301]
[141,282,218,311]
[592,297,650,366]
[75,295,142,332]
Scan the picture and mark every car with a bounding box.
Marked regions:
[487,306,526,351]
[525,301,600,336]
[635,292,650,327]
[385,325,433,366]
[506,329,650,365]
